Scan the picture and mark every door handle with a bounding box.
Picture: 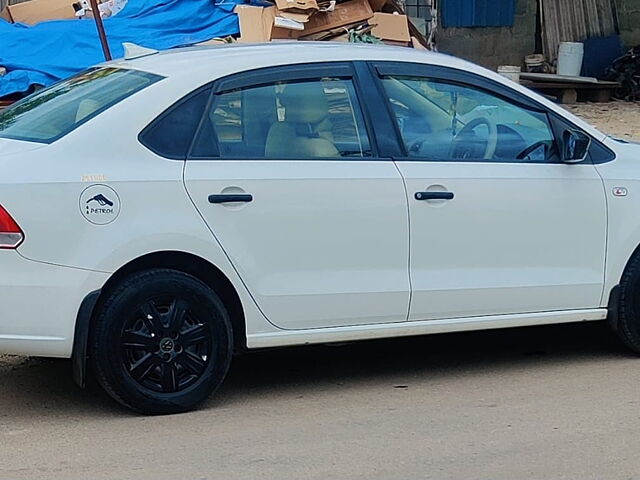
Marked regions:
[414,191,454,201]
[208,194,253,204]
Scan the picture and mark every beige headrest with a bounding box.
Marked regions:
[280,82,329,124]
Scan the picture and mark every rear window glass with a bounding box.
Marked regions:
[0,67,163,144]
[139,87,211,160]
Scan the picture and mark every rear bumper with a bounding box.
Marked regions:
[0,251,109,357]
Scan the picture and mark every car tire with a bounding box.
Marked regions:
[91,269,233,414]
[613,254,640,353]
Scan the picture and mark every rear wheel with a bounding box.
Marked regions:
[91,269,233,414]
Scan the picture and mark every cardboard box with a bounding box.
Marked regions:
[370,12,409,42]
[368,0,388,11]
[275,0,318,13]
[0,7,11,22]
[381,39,410,47]
[195,38,233,46]
[234,5,300,43]
[1,0,76,24]
[301,0,373,37]
[278,10,313,23]
[411,36,426,49]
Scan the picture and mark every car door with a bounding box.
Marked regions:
[371,62,607,321]
[182,63,410,330]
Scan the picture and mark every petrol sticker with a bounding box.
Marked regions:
[80,184,120,225]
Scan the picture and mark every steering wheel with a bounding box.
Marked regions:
[516,140,549,161]
[449,116,498,160]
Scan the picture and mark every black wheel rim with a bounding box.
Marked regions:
[120,297,212,393]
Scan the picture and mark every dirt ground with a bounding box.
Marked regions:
[566,100,640,141]
[2,101,640,480]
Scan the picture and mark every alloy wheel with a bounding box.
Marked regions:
[120,297,212,393]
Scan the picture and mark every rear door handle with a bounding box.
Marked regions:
[208,194,253,204]
[414,191,454,201]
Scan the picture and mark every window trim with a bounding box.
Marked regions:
[186,62,381,162]
[369,61,615,165]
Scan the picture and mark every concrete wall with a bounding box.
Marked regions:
[437,0,538,70]
[617,0,640,47]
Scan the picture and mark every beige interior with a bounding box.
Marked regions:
[265,83,339,158]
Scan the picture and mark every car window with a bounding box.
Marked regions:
[0,68,163,144]
[139,88,210,159]
[380,76,558,163]
[191,77,371,159]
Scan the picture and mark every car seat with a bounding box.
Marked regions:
[265,82,339,158]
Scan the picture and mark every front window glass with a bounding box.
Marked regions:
[381,76,557,162]
[192,77,371,159]
[0,68,163,144]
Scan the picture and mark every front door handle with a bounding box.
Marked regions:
[414,191,454,201]
[208,194,253,204]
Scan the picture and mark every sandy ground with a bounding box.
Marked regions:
[566,100,640,141]
[2,102,640,480]
[3,324,640,480]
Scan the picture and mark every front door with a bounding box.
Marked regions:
[374,63,607,321]
[184,64,411,329]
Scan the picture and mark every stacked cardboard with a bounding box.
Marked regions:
[233,0,424,48]
[1,0,76,24]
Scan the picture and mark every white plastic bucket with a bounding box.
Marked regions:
[557,42,584,76]
[497,65,521,83]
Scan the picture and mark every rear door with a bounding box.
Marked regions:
[182,63,410,330]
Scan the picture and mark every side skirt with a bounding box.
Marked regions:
[247,308,608,349]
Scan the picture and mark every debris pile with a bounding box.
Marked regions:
[227,0,423,46]
[0,0,428,102]
[605,46,640,101]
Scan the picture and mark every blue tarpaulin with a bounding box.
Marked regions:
[0,0,243,97]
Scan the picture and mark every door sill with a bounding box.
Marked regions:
[247,308,607,349]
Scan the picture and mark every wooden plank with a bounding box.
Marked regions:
[526,81,618,89]
[520,72,599,84]
[525,81,618,104]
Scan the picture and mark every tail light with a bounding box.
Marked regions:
[0,205,23,249]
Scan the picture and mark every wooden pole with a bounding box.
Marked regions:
[89,0,112,61]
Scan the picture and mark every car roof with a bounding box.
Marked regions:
[107,41,476,79]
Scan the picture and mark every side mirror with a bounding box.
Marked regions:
[562,130,591,163]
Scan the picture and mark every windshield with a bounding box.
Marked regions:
[0,67,163,144]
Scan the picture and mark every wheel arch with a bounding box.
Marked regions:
[72,250,246,388]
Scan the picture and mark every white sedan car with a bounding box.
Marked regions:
[0,42,638,414]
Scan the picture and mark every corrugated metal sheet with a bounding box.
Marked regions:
[441,0,516,28]
[541,0,617,62]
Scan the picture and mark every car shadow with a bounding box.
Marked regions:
[213,320,631,407]
[0,321,632,417]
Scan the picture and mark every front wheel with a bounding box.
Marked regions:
[612,254,640,354]
[91,269,233,414]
